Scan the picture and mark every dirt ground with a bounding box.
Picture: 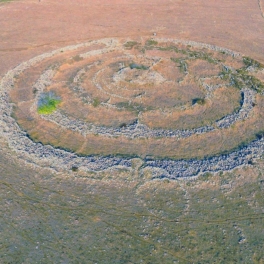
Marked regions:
[0,0,264,79]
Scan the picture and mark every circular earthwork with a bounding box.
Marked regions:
[1,38,264,178]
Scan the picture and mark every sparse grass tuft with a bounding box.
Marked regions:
[0,0,16,2]
[220,65,264,92]
[231,72,264,91]
[157,46,179,52]
[124,41,139,49]
[92,97,100,107]
[243,56,264,69]
[145,39,158,46]
[115,101,152,113]
[72,55,83,62]
[171,57,188,73]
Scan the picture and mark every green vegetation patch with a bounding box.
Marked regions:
[151,43,218,63]
[188,50,218,64]
[192,98,206,105]
[92,97,100,107]
[115,101,153,113]
[145,39,158,46]
[219,66,264,92]
[129,63,149,70]
[171,57,188,73]
[0,0,16,2]
[156,45,179,52]
[243,56,264,69]
[37,91,61,115]
[124,41,139,49]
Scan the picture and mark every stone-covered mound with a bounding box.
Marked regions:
[1,37,264,178]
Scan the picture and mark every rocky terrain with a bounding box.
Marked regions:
[1,1,264,263]
[1,37,264,178]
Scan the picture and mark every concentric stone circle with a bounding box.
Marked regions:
[1,37,264,179]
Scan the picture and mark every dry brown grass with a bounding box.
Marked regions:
[141,86,241,129]
[12,95,264,159]
[9,38,264,160]
[1,1,264,263]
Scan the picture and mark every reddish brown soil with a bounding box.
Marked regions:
[0,0,264,79]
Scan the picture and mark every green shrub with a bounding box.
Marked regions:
[92,97,100,107]
[129,63,148,70]
[192,98,206,105]
[37,91,61,115]
[119,123,127,128]
[71,166,79,172]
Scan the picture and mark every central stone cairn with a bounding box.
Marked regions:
[1,38,264,178]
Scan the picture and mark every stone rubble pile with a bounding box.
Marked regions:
[216,88,256,128]
[145,138,264,178]
[42,110,216,139]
